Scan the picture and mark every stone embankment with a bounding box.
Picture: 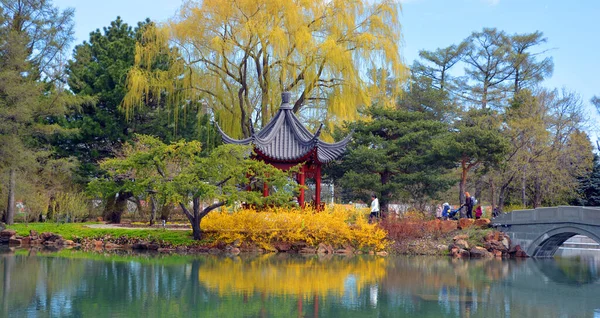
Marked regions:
[0,229,76,247]
[0,229,381,256]
[448,219,528,258]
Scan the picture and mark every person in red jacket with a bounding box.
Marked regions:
[475,205,483,219]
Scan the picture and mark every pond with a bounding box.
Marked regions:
[1,247,600,317]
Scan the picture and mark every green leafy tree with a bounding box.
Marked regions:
[509,31,553,94]
[60,18,220,222]
[445,108,509,210]
[572,154,600,206]
[329,104,455,212]
[460,28,513,109]
[0,0,79,224]
[90,135,298,239]
[61,17,218,182]
[412,43,467,92]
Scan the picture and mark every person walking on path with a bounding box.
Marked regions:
[369,194,380,223]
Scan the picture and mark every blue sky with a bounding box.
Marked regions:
[54,0,599,139]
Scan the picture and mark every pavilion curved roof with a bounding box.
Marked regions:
[217,93,351,164]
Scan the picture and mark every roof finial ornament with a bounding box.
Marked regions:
[280,92,293,110]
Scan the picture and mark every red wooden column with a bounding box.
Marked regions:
[298,165,306,208]
[315,164,321,210]
[263,180,268,197]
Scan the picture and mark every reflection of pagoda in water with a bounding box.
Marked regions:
[217,92,351,209]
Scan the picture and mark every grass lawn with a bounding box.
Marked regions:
[6,222,199,246]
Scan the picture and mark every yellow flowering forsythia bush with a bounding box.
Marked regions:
[201,205,388,251]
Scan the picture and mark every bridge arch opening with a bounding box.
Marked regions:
[529,226,600,258]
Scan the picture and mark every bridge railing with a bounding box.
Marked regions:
[493,206,600,226]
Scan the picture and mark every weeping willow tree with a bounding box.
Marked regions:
[123,0,407,138]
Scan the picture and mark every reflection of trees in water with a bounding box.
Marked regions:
[541,256,600,285]
[197,254,386,297]
[3,250,600,317]
[1,250,388,317]
[378,257,600,317]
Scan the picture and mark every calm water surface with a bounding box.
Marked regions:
[1,247,600,317]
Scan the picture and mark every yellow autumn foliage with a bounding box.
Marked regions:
[123,0,407,139]
[201,205,388,251]
[198,254,388,297]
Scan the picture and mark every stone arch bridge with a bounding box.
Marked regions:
[492,206,600,258]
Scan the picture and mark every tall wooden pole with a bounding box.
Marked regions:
[263,181,268,197]
[299,165,306,208]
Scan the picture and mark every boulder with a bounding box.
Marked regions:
[501,237,510,250]
[470,246,493,258]
[300,247,316,254]
[64,240,75,246]
[273,242,292,252]
[8,238,21,245]
[40,232,53,241]
[449,247,460,257]
[457,218,475,230]
[104,242,120,249]
[93,240,103,248]
[317,243,334,254]
[31,239,44,245]
[376,251,388,256]
[455,239,470,250]
[229,247,240,255]
[42,233,62,242]
[484,231,500,242]
[508,244,522,254]
[493,250,503,258]
[0,229,16,237]
[458,249,470,258]
[484,240,508,253]
[20,237,31,245]
[147,243,160,250]
[132,242,148,250]
[176,246,188,253]
[441,220,458,233]
[29,230,39,240]
[208,248,221,254]
[474,218,491,228]
[515,250,528,257]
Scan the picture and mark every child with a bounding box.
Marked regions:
[475,205,482,219]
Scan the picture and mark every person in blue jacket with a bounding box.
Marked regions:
[442,202,450,220]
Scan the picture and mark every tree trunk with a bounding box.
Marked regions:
[490,177,496,216]
[5,169,15,225]
[380,172,391,216]
[46,195,56,221]
[103,191,131,224]
[459,158,468,218]
[482,83,489,109]
[521,173,527,207]
[160,204,172,221]
[533,177,542,208]
[149,196,157,226]
[191,218,202,240]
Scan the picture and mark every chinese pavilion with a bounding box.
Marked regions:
[217,92,352,209]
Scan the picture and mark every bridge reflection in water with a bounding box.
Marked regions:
[1,248,600,317]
